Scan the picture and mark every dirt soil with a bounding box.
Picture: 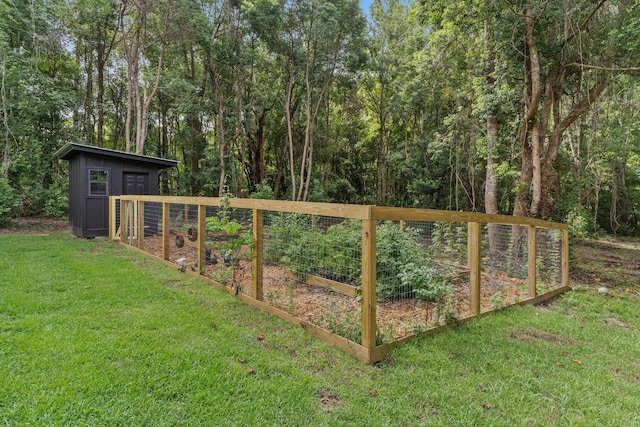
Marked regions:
[139,232,532,340]
[570,237,640,288]
[0,217,70,235]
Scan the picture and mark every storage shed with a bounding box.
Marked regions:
[56,143,177,238]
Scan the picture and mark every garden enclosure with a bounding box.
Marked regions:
[110,196,569,364]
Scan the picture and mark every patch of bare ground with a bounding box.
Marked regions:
[318,388,342,410]
[571,237,640,288]
[605,317,635,330]
[0,217,69,235]
[612,363,640,383]
[508,328,575,346]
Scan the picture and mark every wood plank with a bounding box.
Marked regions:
[252,209,264,301]
[370,206,568,230]
[229,199,371,219]
[120,200,128,243]
[284,269,360,297]
[562,229,569,286]
[304,275,359,297]
[528,225,537,298]
[117,195,371,219]
[162,202,170,261]
[197,205,206,274]
[137,201,144,250]
[108,197,115,239]
[468,222,481,315]
[361,217,377,349]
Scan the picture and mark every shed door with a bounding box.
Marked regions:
[123,173,150,195]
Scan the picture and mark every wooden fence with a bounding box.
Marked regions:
[110,195,570,364]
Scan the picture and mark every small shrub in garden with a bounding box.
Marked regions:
[376,222,425,299]
[398,262,456,324]
[206,216,243,235]
[429,221,467,263]
[264,213,314,263]
[398,263,453,302]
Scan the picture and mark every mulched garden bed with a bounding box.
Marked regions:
[138,233,530,341]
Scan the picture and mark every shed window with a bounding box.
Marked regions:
[89,169,109,196]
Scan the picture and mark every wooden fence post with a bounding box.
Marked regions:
[137,201,145,249]
[197,205,206,273]
[162,202,170,261]
[109,197,115,239]
[468,222,481,315]
[561,229,569,286]
[528,225,537,297]
[361,218,377,350]
[120,200,128,244]
[253,209,264,301]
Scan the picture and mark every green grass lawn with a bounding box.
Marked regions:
[1,234,639,426]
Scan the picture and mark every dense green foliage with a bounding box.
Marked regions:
[0,177,19,225]
[1,0,639,234]
[1,233,640,425]
[265,217,458,300]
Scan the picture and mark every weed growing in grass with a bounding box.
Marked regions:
[491,291,504,310]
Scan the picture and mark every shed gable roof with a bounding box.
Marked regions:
[55,143,178,169]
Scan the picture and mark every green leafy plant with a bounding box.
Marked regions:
[430,221,467,263]
[206,216,243,235]
[398,262,454,324]
[566,206,591,237]
[376,222,425,299]
[249,184,275,200]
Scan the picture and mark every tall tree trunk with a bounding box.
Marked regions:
[285,51,297,200]
[1,53,10,178]
[96,59,106,148]
[376,79,388,206]
[84,49,94,145]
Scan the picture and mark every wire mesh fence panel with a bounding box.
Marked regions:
[120,200,137,246]
[374,220,469,342]
[261,212,362,343]
[161,203,199,271]
[201,206,253,294]
[140,202,162,254]
[113,198,121,238]
[481,224,529,312]
[536,227,563,294]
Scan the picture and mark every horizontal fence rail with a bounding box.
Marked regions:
[110,196,570,364]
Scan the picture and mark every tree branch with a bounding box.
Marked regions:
[563,0,608,45]
[566,62,640,72]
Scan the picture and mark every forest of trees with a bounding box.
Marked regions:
[1,0,639,234]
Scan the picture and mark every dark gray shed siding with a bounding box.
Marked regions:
[56,143,177,238]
